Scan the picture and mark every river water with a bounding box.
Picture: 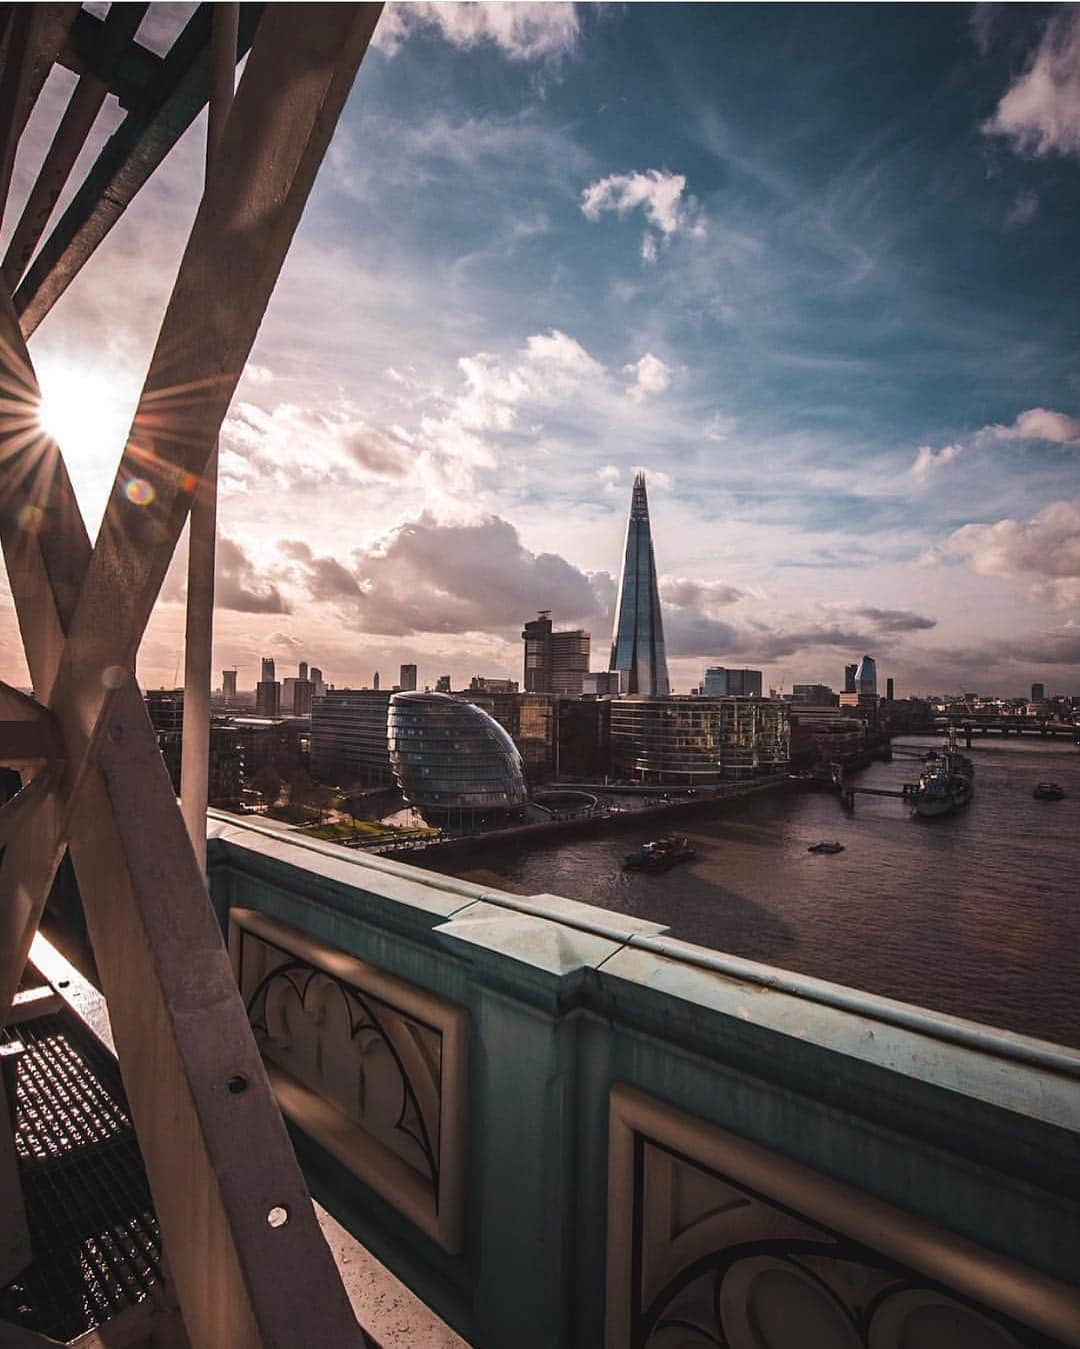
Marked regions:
[417,736,1080,1047]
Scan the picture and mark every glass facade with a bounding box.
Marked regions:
[388,692,528,819]
[609,696,791,784]
[609,473,670,696]
[855,654,877,696]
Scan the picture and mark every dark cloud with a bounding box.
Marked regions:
[284,513,607,636]
[216,537,291,614]
[855,607,937,633]
[661,577,743,608]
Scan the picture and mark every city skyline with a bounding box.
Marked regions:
[3,5,1079,696]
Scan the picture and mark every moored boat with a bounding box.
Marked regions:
[1033,782,1065,801]
[808,841,844,854]
[910,731,975,818]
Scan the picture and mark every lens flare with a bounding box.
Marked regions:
[125,477,155,506]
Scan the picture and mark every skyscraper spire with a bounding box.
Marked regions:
[609,471,670,695]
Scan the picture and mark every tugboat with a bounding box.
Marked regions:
[623,835,696,872]
[808,841,845,854]
[1033,783,1066,801]
[910,730,974,818]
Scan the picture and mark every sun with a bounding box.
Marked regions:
[35,359,138,531]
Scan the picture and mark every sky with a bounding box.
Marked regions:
[4,2,1080,697]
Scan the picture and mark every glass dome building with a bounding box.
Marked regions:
[388,692,528,823]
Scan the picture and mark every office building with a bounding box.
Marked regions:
[522,613,591,696]
[609,473,670,695]
[855,654,877,696]
[261,657,275,682]
[703,668,763,698]
[469,676,519,694]
[388,692,527,822]
[400,664,418,692]
[310,689,393,786]
[310,666,326,697]
[435,675,451,693]
[844,663,858,694]
[610,696,790,784]
[555,698,612,779]
[282,677,313,717]
[1031,682,1045,702]
[222,669,237,701]
[299,661,308,682]
[255,678,281,718]
[792,683,836,705]
[583,671,623,695]
[886,678,895,701]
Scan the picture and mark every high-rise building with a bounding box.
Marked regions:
[310,689,393,785]
[1031,682,1045,701]
[583,671,623,695]
[855,654,877,696]
[261,657,276,682]
[844,663,858,694]
[283,677,313,716]
[310,667,326,697]
[373,671,380,691]
[521,613,590,695]
[255,678,281,718]
[609,473,670,695]
[703,668,762,698]
[435,675,451,693]
[400,663,418,692]
[886,677,895,701]
[299,660,308,682]
[222,669,237,701]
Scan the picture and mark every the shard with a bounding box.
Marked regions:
[609,472,671,695]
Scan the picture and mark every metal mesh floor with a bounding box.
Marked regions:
[0,1012,163,1341]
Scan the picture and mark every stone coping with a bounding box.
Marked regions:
[207,811,1080,1133]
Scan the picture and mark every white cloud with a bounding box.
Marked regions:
[938,499,1080,607]
[911,442,964,479]
[623,352,672,403]
[374,2,580,62]
[981,406,1080,445]
[581,168,706,262]
[983,9,1080,158]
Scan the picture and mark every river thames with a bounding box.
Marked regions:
[418,736,1080,1048]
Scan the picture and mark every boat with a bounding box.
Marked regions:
[808,841,844,854]
[909,731,974,818]
[1033,783,1065,801]
[623,835,697,872]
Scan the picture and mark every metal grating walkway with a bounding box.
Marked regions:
[0,1012,163,1341]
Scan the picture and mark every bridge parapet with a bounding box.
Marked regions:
[207,812,1080,1348]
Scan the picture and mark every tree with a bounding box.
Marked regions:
[251,764,282,811]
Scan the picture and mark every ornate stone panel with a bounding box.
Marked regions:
[229,907,468,1252]
[606,1084,1077,1349]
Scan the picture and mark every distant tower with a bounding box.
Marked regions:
[400,663,418,692]
[609,472,670,696]
[299,660,308,681]
[844,663,857,694]
[261,656,275,682]
[886,676,895,701]
[855,654,877,696]
[1031,682,1045,701]
[222,669,237,701]
[373,670,380,691]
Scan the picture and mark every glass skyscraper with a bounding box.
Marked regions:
[609,472,670,695]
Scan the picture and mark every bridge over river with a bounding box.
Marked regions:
[934,714,1079,743]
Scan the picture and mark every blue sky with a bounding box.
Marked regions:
[6,3,1080,695]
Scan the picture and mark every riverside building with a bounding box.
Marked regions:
[388,691,528,823]
[610,695,790,784]
[310,688,393,785]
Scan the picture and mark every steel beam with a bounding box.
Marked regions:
[0,6,384,1342]
[2,5,148,291]
[14,4,264,336]
[180,4,238,871]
